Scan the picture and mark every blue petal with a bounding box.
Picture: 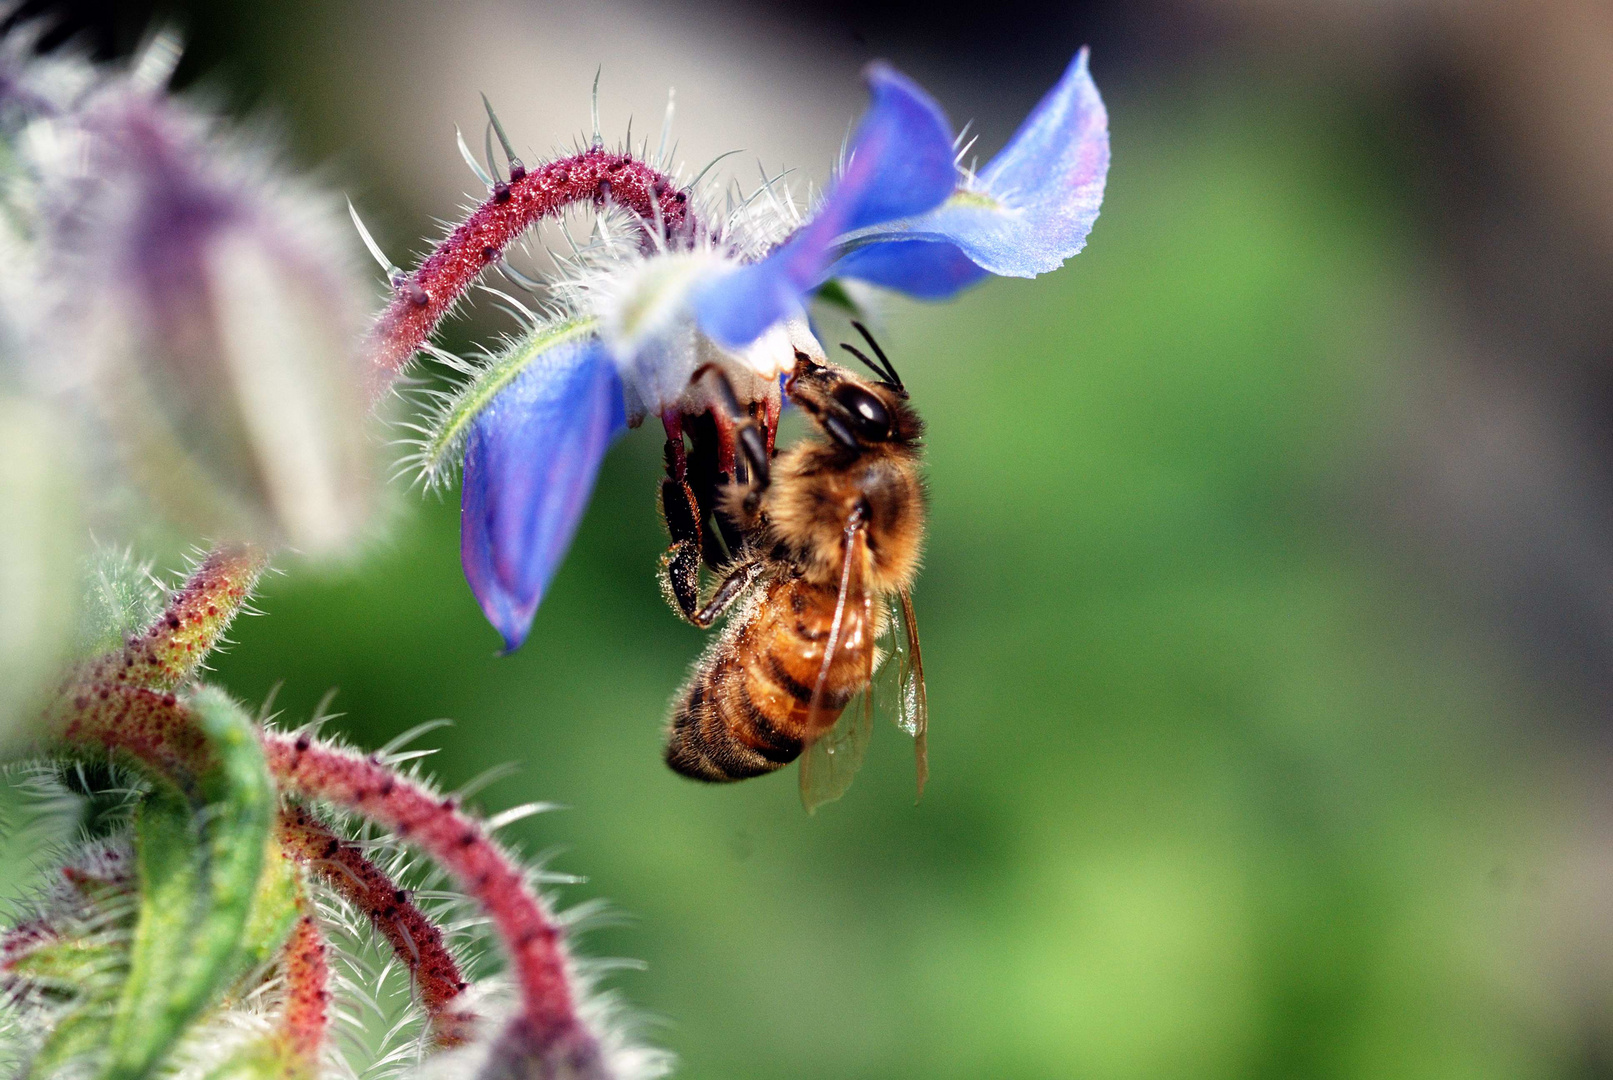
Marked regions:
[836,63,962,234]
[829,238,988,299]
[834,48,1109,295]
[460,337,625,652]
[695,63,957,347]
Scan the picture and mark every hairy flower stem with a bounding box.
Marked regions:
[278,914,331,1076]
[365,148,692,392]
[56,687,214,795]
[276,806,476,1046]
[261,734,602,1071]
[73,545,269,692]
[41,546,267,796]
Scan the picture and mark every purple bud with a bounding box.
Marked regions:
[20,75,377,556]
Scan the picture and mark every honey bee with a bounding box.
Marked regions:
[656,324,929,811]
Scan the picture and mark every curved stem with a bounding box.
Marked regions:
[260,733,599,1070]
[72,545,269,694]
[278,914,330,1076]
[53,686,211,796]
[276,806,476,1047]
[366,148,693,394]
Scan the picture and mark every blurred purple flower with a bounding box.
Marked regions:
[13,43,377,556]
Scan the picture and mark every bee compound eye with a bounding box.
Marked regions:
[831,384,891,441]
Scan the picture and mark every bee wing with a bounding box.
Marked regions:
[880,588,928,801]
[799,517,877,813]
[798,670,875,814]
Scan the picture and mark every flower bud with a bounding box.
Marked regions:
[21,78,377,556]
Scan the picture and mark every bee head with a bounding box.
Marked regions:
[785,334,922,452]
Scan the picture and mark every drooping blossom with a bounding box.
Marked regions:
[378,49,1109,650]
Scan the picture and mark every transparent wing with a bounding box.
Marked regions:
[868,589,928,800]
[897,588,929,800]
[798,673,874,814]
[800,518,876,813]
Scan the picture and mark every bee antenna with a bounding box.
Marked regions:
[850,321,904,391]
[840,342,890,384]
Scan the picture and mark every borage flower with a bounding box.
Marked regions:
[378,49,1108,650]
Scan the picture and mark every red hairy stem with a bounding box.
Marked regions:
[74,545,269,692]
[51,686,211,797]
[278,915,331,1074]
[41,545,269,791]
[365,148,692,394]
[261,733,602,1071]
[276,806,476,1047]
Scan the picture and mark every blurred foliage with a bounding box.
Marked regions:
[0,397,79,739]
[0,84,1567,1080]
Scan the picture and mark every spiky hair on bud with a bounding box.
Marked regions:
[0,835,139,1075]
[69,544,270,692]
[262,723,671,1080]
[0,834,139,1014]
[2,545,669,1080]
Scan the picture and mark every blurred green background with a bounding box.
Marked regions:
[16,0,1613,1076]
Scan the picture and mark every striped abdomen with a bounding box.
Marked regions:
[665,577,875,782]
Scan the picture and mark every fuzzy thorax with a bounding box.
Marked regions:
[760,440,926,594]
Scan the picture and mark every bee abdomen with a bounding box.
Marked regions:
[664,658,806,783]
[663,580,865,785]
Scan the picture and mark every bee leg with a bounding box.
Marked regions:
[691,364,771,490]
[659,487,704,622]
[685,410,739,568]
[660,414,708,623]
[690,559,763,628]
[660,537,704,623]
[663,410,690,483]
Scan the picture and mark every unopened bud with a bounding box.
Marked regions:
[23,81,377,557]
